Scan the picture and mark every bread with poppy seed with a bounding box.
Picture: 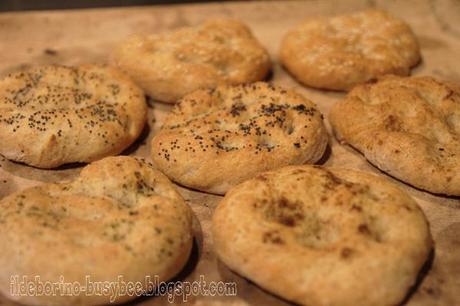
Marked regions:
[151,82,328,194]
[0,65,147,168]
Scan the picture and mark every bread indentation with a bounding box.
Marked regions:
[151,82,328,194]
[0,156,193,305]
[0,65,147,168]
[279,10,420,91]
[212,165,432,306]
[330,75,460,195]
[112,19,271,103]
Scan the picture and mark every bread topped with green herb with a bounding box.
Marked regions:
[0,156,193,306]
[213,165,432,306]
[151,82,328,194]
[0,65,147,168]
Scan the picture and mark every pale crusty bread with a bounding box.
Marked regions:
[279,10,420,91]
[330,75,460,195]
[213,165,432,306]
[112,19,271,103]
[151,82,328,194]
[0,156,193,306]
[0,65,147,168]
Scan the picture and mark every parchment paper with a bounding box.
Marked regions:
[0,1,459,305]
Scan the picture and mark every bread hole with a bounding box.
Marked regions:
[209,134,240,152]
[261,197,339,248]
[214,141,239,152]
[229,102,247,117]
[295,213,340,249]
[446,113,460,133]
[103,218,134,242]
[211,34,227,44]
[383,114,403,132]
[283,119,295,135]
[361,215,386,243]
[413,88,438,107]
[133,171,157,197]
[262,197,305,228]
[214,61,230,77]
[431,128,453,144]
[357,223,383,243]
[175,52,190,63]
[256,136,276,151]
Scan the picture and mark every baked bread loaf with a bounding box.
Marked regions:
[151,82,328,194]
[213,165,432,306]
[0,65,147,168]
[279,10,420,91]
[0,156,193,306]
[112,19,271,103]
[330,75,460,195]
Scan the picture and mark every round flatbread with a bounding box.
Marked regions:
[330,75,460,195]
[112,19,271,103]
[0,65,147,168]
[279,10,420,91]
[213,165,432,306]
[151,82,328,194]
[0,156,193,306]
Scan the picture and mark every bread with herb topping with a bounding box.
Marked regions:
[151,82,328,194]
[213,165,432,306]
[0,65,147,168]
[0,156,193,306]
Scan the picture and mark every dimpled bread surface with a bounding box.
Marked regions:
[113,19,271,103]
[279,10,420,91]
[151,82,328,194]
[0,156,193,306]
[0,65,147,168]
[213,165,432,306]
[330,75,460,195]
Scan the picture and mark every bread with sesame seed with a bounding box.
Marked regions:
[112,19,271,103]
[0,156,193,306]
[279,10,420,91]
[213,165,432,306]
[151,82,328,194]
[0,65,147,168]
[330,75,460,195]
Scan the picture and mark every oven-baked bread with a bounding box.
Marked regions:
[0,65,147,168]
[213,165,432,306]
[279,10,420,91]
[151,82,328,194]
[330,75,460,195]
[112,19,271,103]
[0,156,193,306]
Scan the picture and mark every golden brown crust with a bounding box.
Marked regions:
[112,19,271,103]
[213,165,432,306]
[0,65,147,168]
[0,156,193,306]
[279,10,420,91]
[330,75,460,195]
[151,82,328,194]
